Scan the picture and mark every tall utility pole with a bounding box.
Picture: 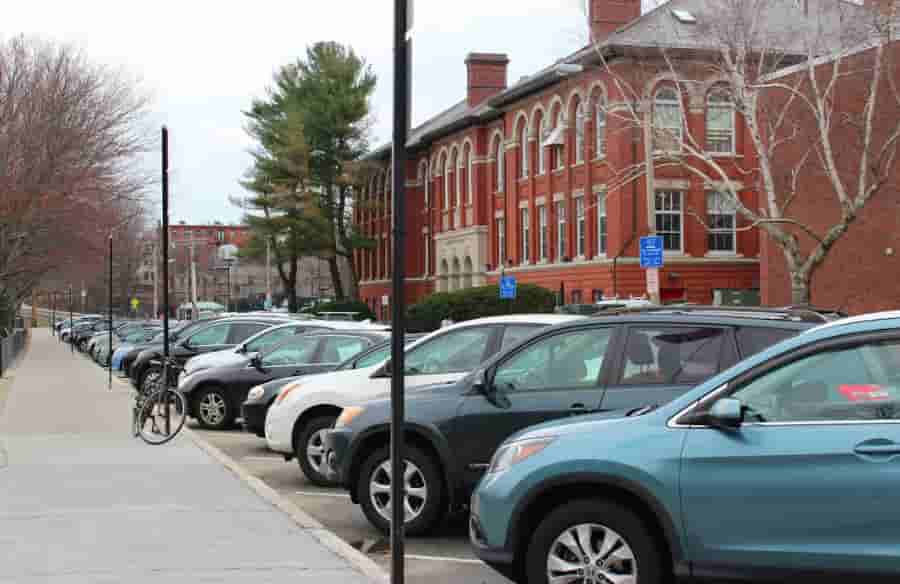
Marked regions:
[152,240,159,319]
[265,239,272,310]
[161,126,171,375]
[390,2,411,583]
[171,237,205,319]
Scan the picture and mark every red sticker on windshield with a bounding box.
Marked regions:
[838,385,889,402]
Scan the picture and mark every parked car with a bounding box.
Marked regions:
[87,322,147,359]
[129,315,293,392]
[178,320,390,381]
[95,326,161,366]
[323,307,828,536]
[111,320,204,378]
[268,315,583,486]
[240,334,425,438]
[179,329,387,430]
[467,310,900,584]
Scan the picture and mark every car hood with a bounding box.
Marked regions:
[184,349,244,374]
[507,409,644,442]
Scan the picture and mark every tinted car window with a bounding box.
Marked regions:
[354,346,391,369]
[229,322,269,344]
[319,336,370,363]
[494,328,614,392]
[246,326,299,353]
[261,337,319,366]
[500,325,540,350]
[405,327,493,375]
[621,326,726,385]
[736,327,796,358]
[732,341,900,422]
[187,323,231,346]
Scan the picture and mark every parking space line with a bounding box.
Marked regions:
[406,554,484,565]
[243,456,283,462]
[295,490,351,498]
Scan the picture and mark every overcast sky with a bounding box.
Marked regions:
[10,0,599,224]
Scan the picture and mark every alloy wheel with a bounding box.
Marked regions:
[305,429,329,475]
[369,459,428,524]
[198,393,226,426]
[547,523,637,584]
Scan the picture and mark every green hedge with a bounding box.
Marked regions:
[406,284,556,332]
[304,299,376,321]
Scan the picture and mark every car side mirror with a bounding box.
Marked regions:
[237,343,248,354]
[708,398,744,430]
[473,369,510,409]
[375,361,392,378]
[249,352,263,370]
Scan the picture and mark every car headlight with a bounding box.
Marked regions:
[488,437,556,475]
[335,406,364,428]
[247,385,265,401]
[275,381,303,405]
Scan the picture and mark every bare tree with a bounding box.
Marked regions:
[0,35,154,315]
[584,0,897,304]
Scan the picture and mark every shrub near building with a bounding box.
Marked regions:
[406,284,556,332]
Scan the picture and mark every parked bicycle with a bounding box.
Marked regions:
[131,356,186,445]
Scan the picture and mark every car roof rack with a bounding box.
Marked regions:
[594,304,833,324]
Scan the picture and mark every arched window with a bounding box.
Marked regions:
[706,86,734,154]
[419,160,430,210]
[653,86,683,151]
[464,144,473,204]
[494,136,504,191]
[520,120,529,178]
[442,154,450,208]
[537,113,547,175]
[455,149,463,206]
[596,95,607,158]
[554,110,566,171]
[574,97,585,164]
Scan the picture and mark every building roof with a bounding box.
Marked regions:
[369,0,876,160]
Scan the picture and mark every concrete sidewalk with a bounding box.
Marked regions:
[0,329,376,583]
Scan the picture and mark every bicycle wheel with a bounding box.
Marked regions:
[137,389,187,445]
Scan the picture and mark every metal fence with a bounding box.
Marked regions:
[0,328,26,377]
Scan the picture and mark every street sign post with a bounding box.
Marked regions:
[646,267,660,298]
[131,298,140,312]
[500,275,517,300]
[639,236,664,269]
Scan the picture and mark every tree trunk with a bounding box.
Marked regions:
[286,283,298,313]
[328,257,344,300]
[790,271,811,306]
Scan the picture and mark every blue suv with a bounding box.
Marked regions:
[470,311,900,584]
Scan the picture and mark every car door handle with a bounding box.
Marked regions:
[854,441,900,458]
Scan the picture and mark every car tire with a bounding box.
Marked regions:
[294,415,339,487]
[526,499,667,584]
[193,386,233,430]
[357,444,445,537]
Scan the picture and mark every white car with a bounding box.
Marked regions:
[179,319,390,383]
[264,314,582,485]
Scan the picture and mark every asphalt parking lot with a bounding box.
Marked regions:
[191,424,513,584]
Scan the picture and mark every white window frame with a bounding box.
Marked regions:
[554,111,566,171]
[556,200,568,261]
[520,125,529,178]
[538,205,548,261]
[424,232,431,275]
[443,157,451,208]
[596,191,608,256]
[575,100,585,164]
[520,208,530,264]
[466,148,473,204]
[538,117,547,175]
[575,196,586,258]
[706,88,735,155]
[495,139,504,191]
[595,99,607,159]
[653,86,683,152]
[455,153,463,206]
[706,191,737,254]
[654,190,683,253]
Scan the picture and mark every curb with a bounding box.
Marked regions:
[185,426,390,584]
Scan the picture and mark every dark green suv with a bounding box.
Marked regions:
[323,307,831,535]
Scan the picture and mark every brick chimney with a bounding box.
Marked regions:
[589,0,642,41]
[465,53,509,108]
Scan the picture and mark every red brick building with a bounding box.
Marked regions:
[355,0,870,316]
[761,35,900,314]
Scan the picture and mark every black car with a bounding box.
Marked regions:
[323,307,829,536]
[240,334,426,438]
[180,329,387,430]
[119,320,218,381]
[129,316,291,391]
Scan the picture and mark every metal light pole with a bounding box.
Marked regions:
[390,2,411,583]
[161,127,171,383]
[108,234,113,390]
[68,285,73,354]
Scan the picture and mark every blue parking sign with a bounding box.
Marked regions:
[640,236,664,269]
[500,276,517,300]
